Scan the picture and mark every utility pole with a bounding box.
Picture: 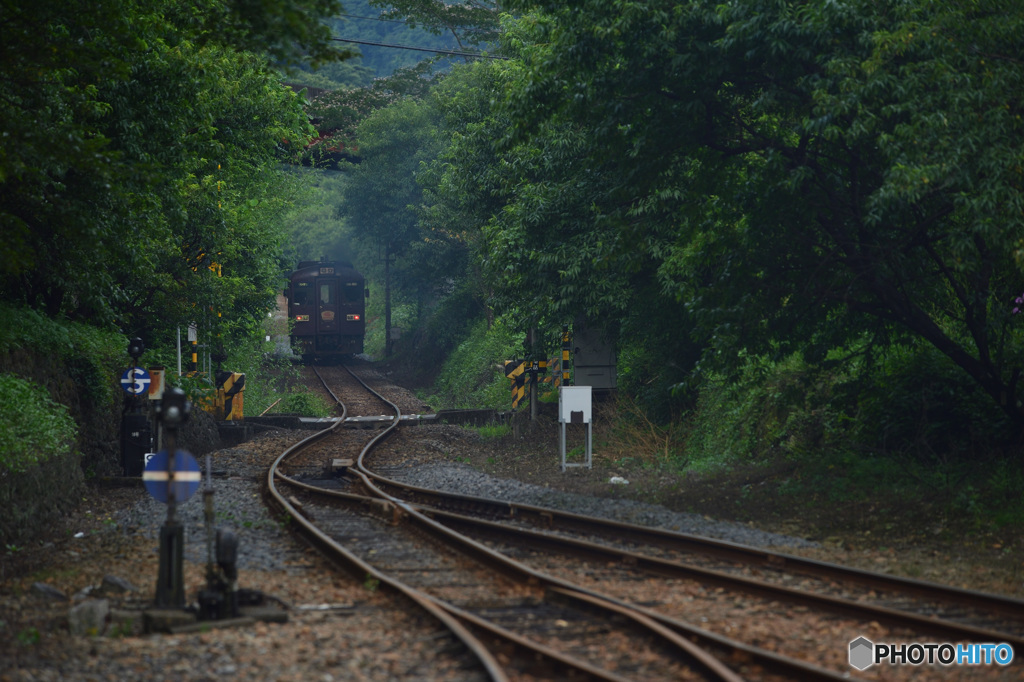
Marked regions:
[529,327,539,421]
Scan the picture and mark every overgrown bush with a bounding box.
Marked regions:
[378,281,489,388]
[223,334,302,417]
[0,303,124,409]
[601,392,687,468]
[854,344,1013,463]
[278,390,333,417]
[0,374,77,473]
[682,353,854,471]
[427,317,523,409]
[140,317,325,418]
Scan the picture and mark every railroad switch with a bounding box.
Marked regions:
[369,498,403,525]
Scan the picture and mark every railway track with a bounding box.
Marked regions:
[367,451,1024,644]
[264,363,1022,680]
[269,366,744,680]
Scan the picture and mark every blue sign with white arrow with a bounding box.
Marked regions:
[143,449,201,504]
[120,367,151,396]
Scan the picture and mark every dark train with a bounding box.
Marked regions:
[285,259,367,362]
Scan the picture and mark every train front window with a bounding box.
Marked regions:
[292,288,311,306]
[341,282,361,303]
[319,283,334,304]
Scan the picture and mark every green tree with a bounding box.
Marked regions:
[113,44,318,344]
[0,0,344,340]
[499,0,1024,436]
[340,98,443,355]
[341,99,440,259]
[415,60,514,322]
[417,15,687,399]
[181,0,350,68]
[304,61,441,163]
[281,170,358,266]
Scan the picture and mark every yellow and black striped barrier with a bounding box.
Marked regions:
[538,326,573,387]
[504,360,527,408]
[505,326,573,408]
[204,370,246,420]
[506,359,559,408]
[220,371,245,421]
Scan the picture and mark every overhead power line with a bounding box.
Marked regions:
[338,12,408,25]
[332,37,506,59]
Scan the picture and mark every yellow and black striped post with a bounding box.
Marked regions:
[188,323,198,374]
[209,371,246,420]
[533,359,549,388]
[561,324,572,386]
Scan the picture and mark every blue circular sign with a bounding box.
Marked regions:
[121,367,151,396]
[143,449,201,503]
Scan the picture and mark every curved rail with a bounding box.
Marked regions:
[321,366,1024,675]
[264,368,509,682]
[327,367,752,680]
[269,365,860,681]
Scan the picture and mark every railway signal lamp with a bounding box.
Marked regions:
[128,337,145,360]
[153,386,192,609]
[157,387,191,430]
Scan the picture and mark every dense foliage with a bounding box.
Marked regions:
[427,317,524,409]
[0,304,126,409]
[483,0,1024,440]
[0,374,77,474]
[0,302,126,479]
[326,1,1023,461]
[3,0,1022,488]
[0,0,347,346]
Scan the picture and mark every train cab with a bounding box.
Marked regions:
[287,259,367,362]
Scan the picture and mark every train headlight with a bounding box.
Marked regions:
[346,314,361,321]
[295,314,309,322]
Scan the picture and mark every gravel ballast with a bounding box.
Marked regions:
[117,435,814,578]
[3,367,1021,681]
[384,460,817,549]
[1,416,819,682]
